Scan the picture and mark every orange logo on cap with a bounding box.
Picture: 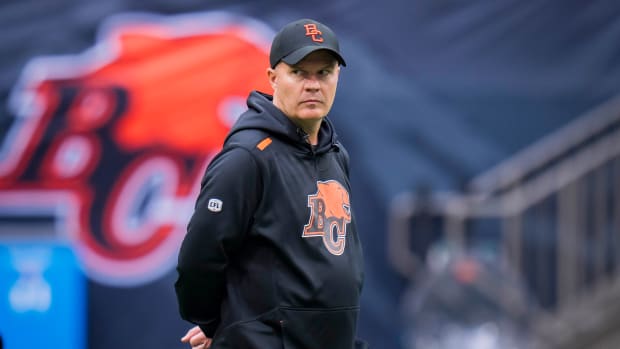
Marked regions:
[304,23,323,42]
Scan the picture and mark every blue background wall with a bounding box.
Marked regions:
[1,1,620,348]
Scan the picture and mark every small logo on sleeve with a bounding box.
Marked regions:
[207,198,223,212]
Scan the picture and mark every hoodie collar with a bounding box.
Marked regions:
[226,91,339,154]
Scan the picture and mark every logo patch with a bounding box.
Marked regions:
[303,180,351,255]
[207,198,223,212]
[303,23,324,42]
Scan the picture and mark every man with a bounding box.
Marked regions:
[175,18,366,349]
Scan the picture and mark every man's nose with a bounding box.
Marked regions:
[304,75,321,90]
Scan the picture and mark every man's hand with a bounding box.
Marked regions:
[181,326,212,349]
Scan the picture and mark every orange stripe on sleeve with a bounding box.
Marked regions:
[256,137,272,151]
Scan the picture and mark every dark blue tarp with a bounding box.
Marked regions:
[1,1,619,348]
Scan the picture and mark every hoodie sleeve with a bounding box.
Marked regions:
[175,146,261,337]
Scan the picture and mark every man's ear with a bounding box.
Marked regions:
[267,67,277,90]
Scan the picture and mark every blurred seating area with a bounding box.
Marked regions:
[389,94,620,348]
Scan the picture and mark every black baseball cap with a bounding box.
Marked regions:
[269,19,346,68]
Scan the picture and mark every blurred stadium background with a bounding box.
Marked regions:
[1,1,620,348]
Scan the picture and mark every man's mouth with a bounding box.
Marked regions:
[301,99,322,104]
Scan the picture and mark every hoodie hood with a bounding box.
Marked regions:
[225,91,339,155]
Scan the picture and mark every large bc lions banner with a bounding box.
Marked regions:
[4,3,619,349]
[0,12,273,286]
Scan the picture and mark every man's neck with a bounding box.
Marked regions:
[296,120,321,145]
[306,133,318,146]
[271,97,321,145]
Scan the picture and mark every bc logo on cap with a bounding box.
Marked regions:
[304,23,323,42]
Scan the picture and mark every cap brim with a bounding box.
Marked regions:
[281,46,346,67]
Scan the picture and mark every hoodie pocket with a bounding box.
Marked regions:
[279,306,359,349]
[211,309,282,349]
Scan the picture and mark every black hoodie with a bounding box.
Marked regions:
[175,91,366,349]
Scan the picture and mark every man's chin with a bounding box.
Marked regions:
[297,111,327,121]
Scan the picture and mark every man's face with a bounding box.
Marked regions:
[268,50,340,124]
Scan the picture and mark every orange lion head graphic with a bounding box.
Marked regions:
[303,180,351,256]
